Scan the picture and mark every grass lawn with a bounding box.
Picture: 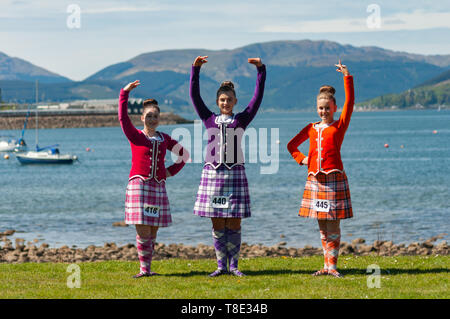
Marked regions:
[0,255,448,299]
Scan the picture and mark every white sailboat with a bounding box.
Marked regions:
[0,108,29,153]
[15,147,77,164]
[15,81,77,165]
[0,135,24,152]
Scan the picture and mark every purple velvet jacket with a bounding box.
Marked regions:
[189,64,266,169]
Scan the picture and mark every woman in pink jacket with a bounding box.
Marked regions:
[119,80,189,278]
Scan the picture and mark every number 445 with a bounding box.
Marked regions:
[316,201,328,209]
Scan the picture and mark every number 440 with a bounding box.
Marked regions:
[212,197,227,205]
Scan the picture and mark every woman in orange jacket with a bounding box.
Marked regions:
[287,60,354,278]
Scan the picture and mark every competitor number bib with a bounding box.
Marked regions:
[210,196,230,209]
[143,204,160,218]
[314,199,330,213]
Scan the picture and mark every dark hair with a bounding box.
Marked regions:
[317,85,336,105]
[142,98,160,113]
[216,81,236,99]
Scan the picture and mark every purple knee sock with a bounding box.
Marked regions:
[226,228,242,271]
[212,228,227,270]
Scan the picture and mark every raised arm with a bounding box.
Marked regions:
[118,80,142,144]
[190,56,213,121]
[239,58,266,127]
[335,60,354,132]
[287,123,312,166]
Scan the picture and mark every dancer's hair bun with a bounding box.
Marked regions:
[220,81,234,89]
[317,85,336,105]
[319,85,335,95]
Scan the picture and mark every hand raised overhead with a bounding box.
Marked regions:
[193,56,208,67]
[123,80,140,92]
[248,58,263,67]
[335,59,350,76]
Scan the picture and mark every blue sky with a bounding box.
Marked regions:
[1,0,449,81]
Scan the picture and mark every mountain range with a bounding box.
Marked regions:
[0,40,449,112]
[0,52,70,83]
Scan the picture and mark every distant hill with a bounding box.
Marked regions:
[87,41,450,80]
[0,51,71,83]
[1,40,450,111]
[358,68,450,109]
[86,40,450,110]
[414,69,450,87]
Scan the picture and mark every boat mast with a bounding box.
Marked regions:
[35,80,38,149]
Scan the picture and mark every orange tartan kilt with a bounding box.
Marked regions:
[299,171,353,220]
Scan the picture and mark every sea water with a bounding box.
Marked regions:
[0,110,449,248]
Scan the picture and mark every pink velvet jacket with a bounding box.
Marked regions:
[118,89,189,183]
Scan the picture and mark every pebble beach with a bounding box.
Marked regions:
[0,229,447,264]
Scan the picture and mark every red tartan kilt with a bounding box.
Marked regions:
[125,177,172,226]
[299,171,353,220]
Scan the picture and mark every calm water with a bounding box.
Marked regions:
[0,110,449,248]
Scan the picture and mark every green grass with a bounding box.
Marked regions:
[0,256,448,299]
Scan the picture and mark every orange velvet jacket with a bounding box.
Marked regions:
[287,75,354,176]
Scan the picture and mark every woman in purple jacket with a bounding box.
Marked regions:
[190,55,266,277]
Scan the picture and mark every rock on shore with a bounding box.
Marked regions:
[0,231,447,264]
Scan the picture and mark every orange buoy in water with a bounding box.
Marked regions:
[4,154,9,160]
[433,130,438,134]
[384,143,389,148]
[86,147,91,152]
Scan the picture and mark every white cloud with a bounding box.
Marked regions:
[261,10,450,33]
[0,0,162,17]
[82,5,161,14]
[1,1,449,80]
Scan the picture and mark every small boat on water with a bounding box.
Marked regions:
[15,145,77,164]
[0,135,27,152]
[14,81,77,165]
[0,107,30,152]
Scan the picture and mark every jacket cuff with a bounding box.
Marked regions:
[167,164,182,177]
[294,153,306,166]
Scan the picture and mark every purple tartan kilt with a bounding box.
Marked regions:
[193,165,251,218]
[125,177,172,227]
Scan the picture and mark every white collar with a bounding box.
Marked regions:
[141,130,164,142]
[314,121,336,129]
[215,113,235,124]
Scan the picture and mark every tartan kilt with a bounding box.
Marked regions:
[125,177,172,226]
[299,171,353,220]
[193,165,251,218]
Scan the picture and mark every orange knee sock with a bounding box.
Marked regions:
[319,230,328,270]
[326,231,341,270]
